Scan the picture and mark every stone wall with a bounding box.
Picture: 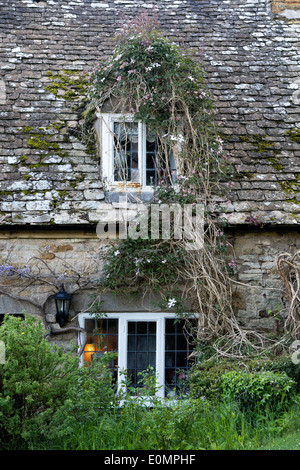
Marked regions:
[0,0,299,226]
[0,0,299,340]
[230,227,299,333]
[0,226,297,341]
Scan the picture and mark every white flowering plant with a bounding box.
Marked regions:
[88,12,234,194]
[102,235,186,296]
[86,14,273,357]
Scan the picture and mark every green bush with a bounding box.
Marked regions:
[221,370,297,413]
[188,358,238,402]
[266,355,300,392]
[0,314,117,449]
[188,353,300,402]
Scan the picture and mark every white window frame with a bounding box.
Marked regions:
[78,311,193,399]
[97,113,177,193]
[98,113,153,192]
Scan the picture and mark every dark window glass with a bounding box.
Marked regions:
[127,321,156,391]
[114,122,139,182]
[165,319,195,396]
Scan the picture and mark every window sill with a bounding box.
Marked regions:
[104,189,154,203]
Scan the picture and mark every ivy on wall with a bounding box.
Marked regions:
[0,13,292,359]
[88,14,233,196]
[85,13,277,358]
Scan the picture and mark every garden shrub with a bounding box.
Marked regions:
[221,370,297,413]
[188,352,300,403]
[188,358,238,402]
[0,314,117,449]
[265,355,300,392]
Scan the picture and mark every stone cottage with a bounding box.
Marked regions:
[0,0,299,396]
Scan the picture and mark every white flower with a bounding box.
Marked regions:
[167,298,177,308]
[162,260,167,264]
[114,250,120,256]
[170,134,185,143]
[113,53,122,61]
[188,75,195,81]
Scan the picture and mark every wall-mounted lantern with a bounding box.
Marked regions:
[54,284,72,327]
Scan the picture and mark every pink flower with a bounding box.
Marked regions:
[117,76,122,81]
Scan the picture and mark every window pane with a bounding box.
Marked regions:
[146,153,156,169]
[128,322,136,334]
[177,334,189,351]
[127,321,156,390]
[165,352,175,368]
[137,322,148,334]
[146,133,156,152]
[127,352,135,369]
[165,335,175,351]
[107,319,118,334]
[146,132,158,186]
[148,334,156,351]
[165,319,195,396]
[146,132,175,186]
[137,335,149,351]
[137,352,151,369]
[83,318,118,384]
[127,334,136,351]
[84,318,96,333]
[146,169,156,186]
[114,122,139,182]
[148,322,156,334]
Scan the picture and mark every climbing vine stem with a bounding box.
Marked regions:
[86,13,285,358]
[0,14,292,361]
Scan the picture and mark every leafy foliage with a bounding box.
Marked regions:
[0,314,117,449]
[189,353,300,404]
[103,236,185,295]
[86,14,276,357]
[222,370,296,413]
[88,12,232,194]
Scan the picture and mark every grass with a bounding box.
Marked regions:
[50,398,300,451]
[2,397,300,450]
[260,432,300,450]
[258,405,300,450]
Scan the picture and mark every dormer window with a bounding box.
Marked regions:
[98,113,176,192]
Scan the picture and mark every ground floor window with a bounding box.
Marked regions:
[79,312,195,398]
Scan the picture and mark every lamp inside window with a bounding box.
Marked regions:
[83,318,118,382]
[81,313,196,398]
